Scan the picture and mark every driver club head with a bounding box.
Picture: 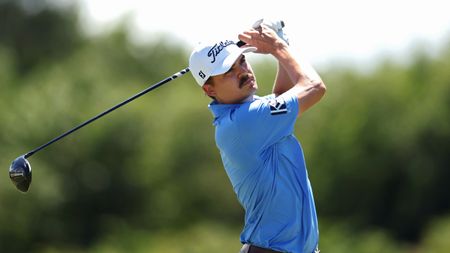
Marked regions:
[9,156,32,192]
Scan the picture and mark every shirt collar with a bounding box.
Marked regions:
[208,95,258,126]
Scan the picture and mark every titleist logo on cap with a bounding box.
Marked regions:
[207,40,234,63]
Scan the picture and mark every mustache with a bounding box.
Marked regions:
[239,74,253,88]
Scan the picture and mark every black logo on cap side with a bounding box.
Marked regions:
[199,71,206,79]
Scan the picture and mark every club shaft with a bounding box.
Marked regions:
[24,67,190,159]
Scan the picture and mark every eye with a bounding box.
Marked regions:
[224,56,246,76]
[240,56,246,65]
[224,66,234,75]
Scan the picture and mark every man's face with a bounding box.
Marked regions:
[203,55,257,104]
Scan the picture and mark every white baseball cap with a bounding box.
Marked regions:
[189,40,256,86]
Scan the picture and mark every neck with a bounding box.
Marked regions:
[216,95,254,104]
[242,95,254,103]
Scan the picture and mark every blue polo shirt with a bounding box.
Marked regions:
[209,93,319,253]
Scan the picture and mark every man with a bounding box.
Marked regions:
[189,22,326,253]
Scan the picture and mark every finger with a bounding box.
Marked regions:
[238,33,252,43]
[242,30,263,41]
[242,30,258,37]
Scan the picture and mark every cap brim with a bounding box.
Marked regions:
[210,46,257,77]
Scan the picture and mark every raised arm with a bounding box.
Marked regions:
[273,62,295,96]
[238,25,326,116]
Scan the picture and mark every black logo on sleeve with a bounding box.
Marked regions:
[269,98,288,115]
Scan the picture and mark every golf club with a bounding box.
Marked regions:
[8,41,249,193]
[9,66,191,192]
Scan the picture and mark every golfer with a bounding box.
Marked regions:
[189,23,326,253]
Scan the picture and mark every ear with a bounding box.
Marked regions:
[202,83,216,97]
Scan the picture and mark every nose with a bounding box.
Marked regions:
[237,62,251,79]
[239,60,250,72]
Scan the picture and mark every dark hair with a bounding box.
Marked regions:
[204,77,216,100]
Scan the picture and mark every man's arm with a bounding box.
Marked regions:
[239,25,326,116]
[273,62,295,96]
[273,53,324,97]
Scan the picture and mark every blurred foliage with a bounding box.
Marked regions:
[1,0,449,252]
[0,0,82,74]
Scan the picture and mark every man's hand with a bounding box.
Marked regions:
[252,19,289,45]
[238,20,326,116]
[238,25,288,55]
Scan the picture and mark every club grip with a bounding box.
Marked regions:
[236,40,246,47]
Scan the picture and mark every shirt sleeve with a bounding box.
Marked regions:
[235,92,299,152]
